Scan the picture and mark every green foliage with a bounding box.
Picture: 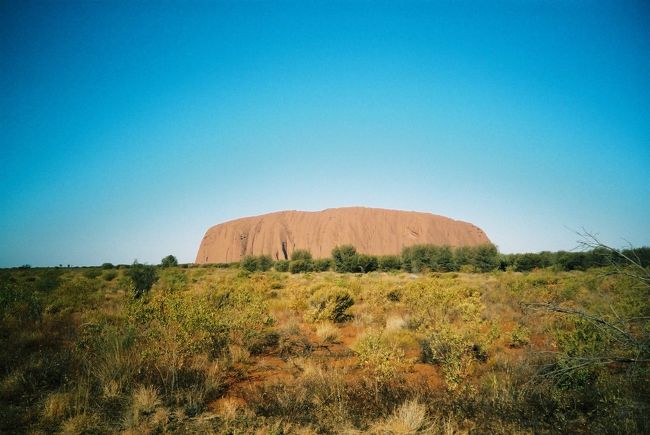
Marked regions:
[509,325,530,348]
[274,260,289,272]
[0,280,42,325]
[421,327,490,390]
[401,245,442,272]
[160,254,178,268]
[241,255,274,272]
[313,258,332,272]
[102,270,118,281]
[306,288,354,323]
[83,268,102,279]
[126,262,158,298]
[240,256,258,272]
[354,331,405,381]
[437,246,457,272]
[378,255,402,271]
[356,254,378,273]
[127,289,229,359]
[289,259,313,274]
[474,244,499,272]
[101,263,114,269]
[332,245,359,273]
[35,269,63,292]
[291,249,313,261]
[500,246,648,272]
[256,255,274,272]
[402,244,497,273]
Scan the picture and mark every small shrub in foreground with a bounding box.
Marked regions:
[354,331,406,381]
[126,262,158,298]
[509,325,530,348]
[306,289,354,323]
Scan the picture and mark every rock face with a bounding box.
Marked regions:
[195,207,490,264]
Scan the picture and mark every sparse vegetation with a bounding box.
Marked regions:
[232,243,637,276]
[1,250,648,433]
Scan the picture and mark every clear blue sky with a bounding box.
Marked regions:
[1,1,649,267]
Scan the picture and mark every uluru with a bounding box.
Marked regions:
[195,207,490,264]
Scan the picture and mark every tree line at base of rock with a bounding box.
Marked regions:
[236,244,650,274]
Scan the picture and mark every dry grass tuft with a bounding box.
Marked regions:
[43,392,71,420]
[372,399,429,434]
[229,344,251,365]
[385,314,406,332]
[60,412,101,434]
[315,322,341,344]
[126,385,161,427]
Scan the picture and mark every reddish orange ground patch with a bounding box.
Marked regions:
[405,363,445,389]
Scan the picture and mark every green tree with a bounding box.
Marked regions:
[473,244,499,272]
[438,246,457,272]
[126,261,158,298]
[160,254,178,268]
[402,245,438,273]
[454,246,473,269]
[332,245,359,272]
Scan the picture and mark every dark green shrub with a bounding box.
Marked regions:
[453,246,473,270]
[313,258,332,272]
[161,254,178,268]
[291,249,313,261]
[83,268,102,279]
[274,260,289,272]
[102,270,118,281]
[0,281,42,324]
[387,288,401,302]
[289,259,313,273]
[332,245,359,272]
[356,254,378,273]
[257,255,273,272]
[378,255,402,271]
[211,263,231,269]
[35,269,63,292]
[125,262,158,298]
[240,256,258,272]
[101,262,114,269]
[240,255,274,272]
